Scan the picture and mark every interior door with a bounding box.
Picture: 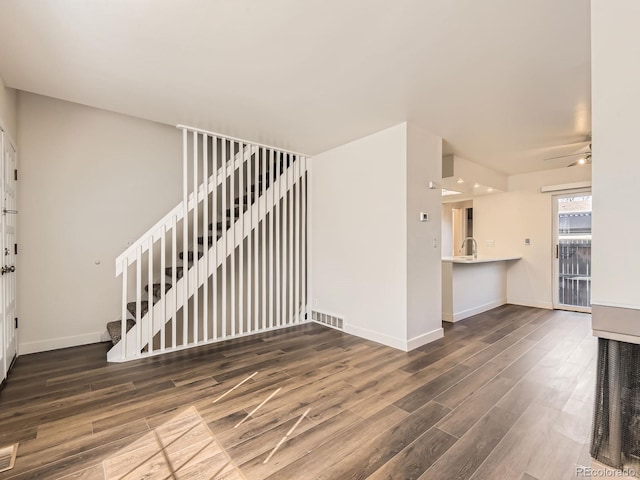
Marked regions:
[1,129,17,382]
[553,192,592,312]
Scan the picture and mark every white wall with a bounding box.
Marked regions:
[311,124,408,348]
[406,123,443,344]
[591,0,640,311]
[473,166,592,309]
[0,75,17,141]
[312,122,443,351]
[17,93,181,353]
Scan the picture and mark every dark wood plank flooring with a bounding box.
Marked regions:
[0,305,595,479]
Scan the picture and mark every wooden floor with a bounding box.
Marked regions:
[0,305,596,479]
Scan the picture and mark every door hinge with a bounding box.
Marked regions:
[14,169,17,181]
[14,317,18,329]
[14,243,17,255]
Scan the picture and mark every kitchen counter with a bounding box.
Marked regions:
[442,256,521,322]
[442,255,522,264]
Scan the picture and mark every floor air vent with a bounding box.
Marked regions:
[312,310,344,330]
[0,443,18,473]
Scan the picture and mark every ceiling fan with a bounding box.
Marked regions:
[543,136,592,167]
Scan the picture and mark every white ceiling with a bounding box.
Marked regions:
[0,0,591,175]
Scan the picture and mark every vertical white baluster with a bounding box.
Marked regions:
[221,139,227,338]
[306,158,312,324]
[213,137,218,340]
[261,147,267,330]
[301,157,307,323]
[121,259,128,360]
[147,235,153,353]
[182,129,189,347]
[275,151,281,328]
[282,152,288,326]
[171,216,177,349]
[288,155,294,325]
[254,148,259,332]
[239,143,244,335]
[247,145,253,334]
[203,134,209,342]
[294,156,300,323]
[193,131,199,345]
[160,225,166,351]
[148,236,154,354]
[268,149,274,329]
[230,140,236,337]
[136,245,142,355]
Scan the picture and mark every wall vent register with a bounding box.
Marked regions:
[311,310,344,330]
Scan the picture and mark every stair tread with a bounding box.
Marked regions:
[165,266,184,279]
[106,319,136,345]
[179,251,204,261]
[127,300,149,318]
[145,283,171,299]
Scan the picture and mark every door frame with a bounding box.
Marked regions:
[552,189,592,313]
[0,123,18,386]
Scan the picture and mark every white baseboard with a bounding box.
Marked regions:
[19,332,105,355]
[443,298,507,323]
[345,324,443,352]
[344,324,408,351]
[406,328,444,351]
[507,297,553,310]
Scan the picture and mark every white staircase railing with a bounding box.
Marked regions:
[108,126,309,362]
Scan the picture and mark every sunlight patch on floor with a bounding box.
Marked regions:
[102,406,244,480]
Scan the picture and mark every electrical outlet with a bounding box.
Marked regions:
[313,298,319,307]
[486,239,495,247]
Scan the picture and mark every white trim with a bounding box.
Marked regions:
[344,323,443,352]
[306,158,313,322]
[20,332,105,354]
[176,124,308,157]
[108,320,312,363]
[592,330,640,346]
[406,328,444,350]
[551,190,592,311]
[507,297,554,310]
[0,117,17,152]
[443,298,507,323]
[591,300,640,310]
[540,181,592,193]
[344,323,408,351]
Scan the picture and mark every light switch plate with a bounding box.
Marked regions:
[525,238,531,246]
[419,212,429,222]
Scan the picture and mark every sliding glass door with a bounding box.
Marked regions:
[553,192,592,312]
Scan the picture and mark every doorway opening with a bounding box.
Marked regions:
[553,192,592,312]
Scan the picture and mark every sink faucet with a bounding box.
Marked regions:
[461,237,478,259]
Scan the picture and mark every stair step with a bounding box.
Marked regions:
[198,235,222,245]
[226,205,248,217]
[145,283,171,300]
[165,266,184,279]
[234,191,258,205]
[249,182,265,194]
[126,301,149,318]
[106,319,136,345]
[179,251,204,261]
[209,221,226,231]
